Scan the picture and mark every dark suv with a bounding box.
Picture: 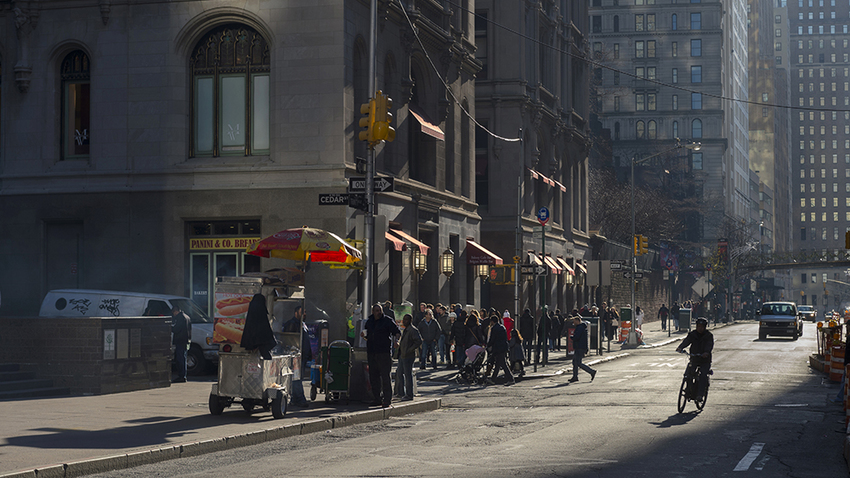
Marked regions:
[797,305,817,322]
[757,301,803,340]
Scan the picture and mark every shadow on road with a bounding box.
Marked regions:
[650,411,701,428]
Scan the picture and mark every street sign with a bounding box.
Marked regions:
[520,265,548,276]
[347,193,368,212]
[610,263,622,270]
[536,206,550,225]
[348,176,394,193]
[623,272,644,279]
[318,193,349,205]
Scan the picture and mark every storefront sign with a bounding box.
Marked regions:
[189,237,261,251]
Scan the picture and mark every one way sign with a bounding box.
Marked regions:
[348,177,394,193]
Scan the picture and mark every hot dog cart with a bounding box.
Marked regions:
[208,271,305,419]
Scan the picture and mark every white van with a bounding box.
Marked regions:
[39,289,218,375]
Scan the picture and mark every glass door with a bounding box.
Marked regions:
[190,253,211,314]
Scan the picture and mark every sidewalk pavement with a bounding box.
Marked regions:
[0,320,731,478]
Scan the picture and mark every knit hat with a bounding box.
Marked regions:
[448,312,457,319]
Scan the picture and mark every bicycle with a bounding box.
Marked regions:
[677,351,712,413]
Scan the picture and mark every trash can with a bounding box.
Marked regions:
[584,316,601,354]
[679,308,692,331]
[321,340,352,403]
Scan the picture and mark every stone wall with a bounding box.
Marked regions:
[0,317,171,395]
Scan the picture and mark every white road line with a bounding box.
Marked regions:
[734,442,765,471]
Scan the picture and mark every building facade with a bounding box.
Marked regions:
[589,0,751,245]
[0,0,482,339]
[474,0,592,315]
[788,0,850,313]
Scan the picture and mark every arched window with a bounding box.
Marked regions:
[614,16,620,32]
[636,120,645,139]
[647,120,657,139]
[672,121,679,138]
[692,118,703,138]
[61,50,91,159]
[190,24,270,157]
[614,122,621,140]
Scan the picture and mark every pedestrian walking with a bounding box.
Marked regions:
[464,311,484,350]
[449,311,466,368]
[672,301,680,331]
[549,310,562,352]
[171,306,192,383]
[503,310,514,341]
[362,304,401,408]
[435,304,450,365]
[486,315,514,385]
[509,329,525,377]
[568,315,596,383]
[395,314,422,401]
[635,306,644,329]
[658,304,669,331]
[519,308,534,363]
[418,309,441,370]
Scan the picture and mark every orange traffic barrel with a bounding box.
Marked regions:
[619,321,631,342]
[831,346,845,382]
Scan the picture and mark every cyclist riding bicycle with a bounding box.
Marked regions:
[676,317,714,399]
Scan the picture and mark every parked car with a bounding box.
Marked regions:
[756,301,803,340]
[39,289,218,375]
[797,305,817,322]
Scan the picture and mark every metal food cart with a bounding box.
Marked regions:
[208,272,305,419]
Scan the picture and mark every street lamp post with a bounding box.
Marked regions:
[629,139,700,345]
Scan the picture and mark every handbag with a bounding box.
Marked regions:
[611,319,619,328]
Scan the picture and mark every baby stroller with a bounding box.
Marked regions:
[458,345,487,384]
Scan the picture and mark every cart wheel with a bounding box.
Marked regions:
[271,393,287,419]
[209,394,226,416]
[310,385,317,401]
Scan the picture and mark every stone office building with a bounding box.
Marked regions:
[0,0,483,339]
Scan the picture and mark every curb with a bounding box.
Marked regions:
[0,398,441,478]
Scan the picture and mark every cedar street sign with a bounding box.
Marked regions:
[318,193,349,205]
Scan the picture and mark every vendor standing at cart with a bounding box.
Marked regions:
[283,305,311,408]
[362,303,401,408]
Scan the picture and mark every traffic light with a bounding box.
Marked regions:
[633,235,640,256]
[374,90,396,143]
[845,230,850,249]
[358,98,377,144]
[639,235,648,255]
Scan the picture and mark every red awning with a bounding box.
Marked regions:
[555,256,575,276]
[386,232,407,252]
[543,255,563,274]
[466,240,504,265]
[576,262,587,274]
[409,106,445,141]
[389,229,430,255]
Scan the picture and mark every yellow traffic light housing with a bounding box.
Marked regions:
[358,98,377,144]
[374,90,396,143]
[633,235,639,256]
[639,235,648,255]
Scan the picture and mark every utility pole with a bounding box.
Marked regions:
[363,0,377,316]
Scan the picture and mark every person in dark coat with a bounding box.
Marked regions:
[362,304,401,408]
[487,315,514,385]
[449,311,467,368]
[241,294,276,360]
[463,311,485,349]
[569,315,597,382]
[171,306,192,382]
[519,308,535,363]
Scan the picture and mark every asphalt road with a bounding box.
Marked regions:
[90,323,848,477]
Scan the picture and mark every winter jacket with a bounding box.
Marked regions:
[397,325,423,359]
[419,318,442,343]
[487,322,509,354]
[571,320,589,351]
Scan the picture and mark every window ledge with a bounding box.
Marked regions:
[179,155,273,168]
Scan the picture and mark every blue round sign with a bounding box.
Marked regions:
[537,207,550,225]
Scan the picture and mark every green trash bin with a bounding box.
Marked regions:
[679,308,692,331]
[321,340,352,404]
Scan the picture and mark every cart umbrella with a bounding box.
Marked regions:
[246,227,362,264]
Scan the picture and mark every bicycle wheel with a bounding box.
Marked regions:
[695,378,709,411]
[677,374,689,413]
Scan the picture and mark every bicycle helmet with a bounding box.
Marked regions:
[695,317,708,326]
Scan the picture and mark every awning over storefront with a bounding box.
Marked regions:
[409,105,445,141]
[555,256,575,276]
[527,252,544,266]
[389,229,430,255]
[386,232,407,252]
[576,262,587,274]
[543,255,563,274]
[466,240,503,265]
